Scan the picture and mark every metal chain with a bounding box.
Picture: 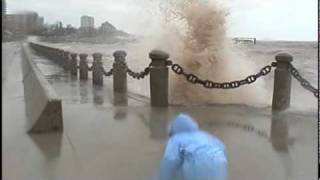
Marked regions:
[288,64,318,98]
[103,67,113,76]
[170,62,276,89]
[126,63,151,80]
[88,64,93,71]
[76,64,93,71]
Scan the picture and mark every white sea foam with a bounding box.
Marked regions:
[129,0,270,105]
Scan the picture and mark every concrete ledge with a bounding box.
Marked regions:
[29,42,64,67]
[21,43,63,133]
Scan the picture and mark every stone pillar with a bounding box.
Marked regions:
[149,49,169,107]
[272,53,293,111]
[70,53,78,76]
[79,53,89,80]
[92,53,103,86]
[63,51,70,71]
[113,50,128,105]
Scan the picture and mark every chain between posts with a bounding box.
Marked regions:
[103,67,113,76]
[126,62,152,79]
[88,64,93,71]
[288,64,318,98]
[169,61,277,89]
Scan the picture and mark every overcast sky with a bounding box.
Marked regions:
[7,0,317,41]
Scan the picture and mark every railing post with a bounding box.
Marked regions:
[92,53,103,86]
[272,53,293,111]
[149,49,169,107]
[63,51,70,71]
[79,53,89,80]
[113,50,128,105]
[70,53,78,76]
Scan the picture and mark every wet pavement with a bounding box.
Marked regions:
[2,42,318,180]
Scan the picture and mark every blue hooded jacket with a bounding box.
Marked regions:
[159,113,228,180]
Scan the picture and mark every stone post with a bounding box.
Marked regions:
[113,50,128,105]
[79,53,89,80]
[63,51,70,71]
[149,49,169,107]
[92,53,104,86]
[272,53,293,111]
[70,53,78,76]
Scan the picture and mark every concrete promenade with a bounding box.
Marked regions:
[2,42,317,180]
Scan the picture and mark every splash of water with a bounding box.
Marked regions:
[130,0,270,106]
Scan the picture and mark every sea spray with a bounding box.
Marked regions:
[129,0,270,105]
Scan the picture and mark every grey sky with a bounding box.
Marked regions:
[7,0,317,41]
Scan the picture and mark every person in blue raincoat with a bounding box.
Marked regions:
[158,113,228,180]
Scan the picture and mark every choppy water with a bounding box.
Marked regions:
[39,40,318,113]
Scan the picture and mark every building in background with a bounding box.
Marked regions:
[4,11,44,34]
[2,0,7,30]
[80,15,94,28]
[79,15,96,36]
[2,0,6,15]
[99,21,117,34]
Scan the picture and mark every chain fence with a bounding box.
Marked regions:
[288,64,318,98]
[169,61,277,89]
[88,65,93,71]
[76,64,93,71]
[103,67,113,76]
[36,40,318,99]
[126,63,151,79]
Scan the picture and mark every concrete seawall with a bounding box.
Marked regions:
[21,43,63,133]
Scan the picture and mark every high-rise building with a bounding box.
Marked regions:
[2,0,6,15]
[80,15,94,28]
[2,0,7,30]
[4,11,44,33]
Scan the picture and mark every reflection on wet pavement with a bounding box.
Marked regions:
[113,107,128,121]
[271,111,289,152]
[29,132,63,159]
[2,43,317,180]
[92,85,104,105]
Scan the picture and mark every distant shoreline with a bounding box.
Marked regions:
[39,34,137,44]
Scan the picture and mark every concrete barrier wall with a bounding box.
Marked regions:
[21,43,63,133]
[29,42,65,67]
